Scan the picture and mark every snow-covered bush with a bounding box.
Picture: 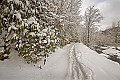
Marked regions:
[0,0,60,64]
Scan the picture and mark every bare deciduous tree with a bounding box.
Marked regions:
[84,6,103,47]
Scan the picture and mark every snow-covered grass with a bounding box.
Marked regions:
[102,46,120,62]
[0,43,120,80]
[94,45,120,64]
[103,47,120,55]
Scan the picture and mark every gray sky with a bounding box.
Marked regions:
[82,0,120,30]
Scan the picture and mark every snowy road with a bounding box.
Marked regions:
[67,44,94,80]
[0,43,120,80]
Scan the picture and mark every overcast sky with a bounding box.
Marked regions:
[82,0,120,30]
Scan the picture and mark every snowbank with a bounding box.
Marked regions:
[0,45,71,80]
[102,46,120,60]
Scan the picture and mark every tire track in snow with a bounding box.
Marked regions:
[72,45,87,80]
[75,44,94,80]
[64,44,75,80]
[66,44,94,80]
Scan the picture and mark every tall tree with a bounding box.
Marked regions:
[84,6,103,47]
[52,0,82,43]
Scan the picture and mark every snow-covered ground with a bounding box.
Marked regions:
[0,43,120,80]
[102,47,120,58]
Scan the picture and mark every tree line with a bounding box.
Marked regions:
[0,0,104,64]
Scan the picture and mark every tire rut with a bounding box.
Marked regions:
[66,44,94,80]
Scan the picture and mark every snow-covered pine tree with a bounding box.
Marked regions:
[0,0,18,60]
[0,0,60,64]
[14,0,61,64]
[65,0,82,42]
[51,0,82,45]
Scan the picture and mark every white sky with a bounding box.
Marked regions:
[82,0,120,30]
